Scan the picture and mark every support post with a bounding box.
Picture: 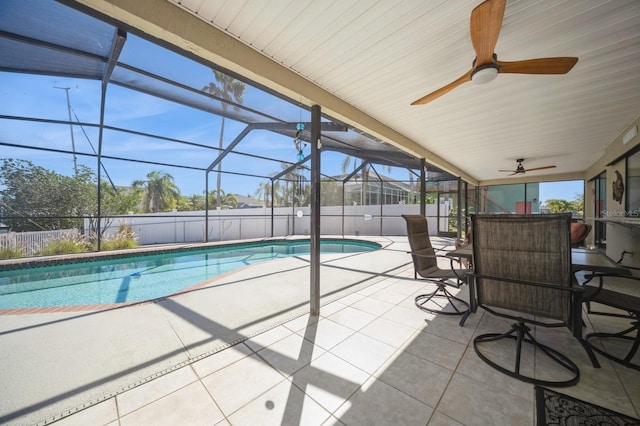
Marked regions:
[457,177,462,239]
[310,105,321,316]
[205,171,209,242]
[270,179,275,238]
[420,158,426,217]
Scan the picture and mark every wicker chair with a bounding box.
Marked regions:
[402,214,471,323]
[469,213,599,387]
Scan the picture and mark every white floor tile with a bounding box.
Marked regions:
[350,297,395,316]
[291,352,370,413]
[256,333,326,376]
[227,380,331,426]
[116,366,198,416]
[375,351,453,407]
[297,318,355,351]
[201,353,285,416]
[437,373,533,426]
[119,381,224,426]
[359,316,418,348]
[244,325,294,352]
[327,306,377,331]
[334,376,432,425]
[331,332,397,375]
[192,342,253,378]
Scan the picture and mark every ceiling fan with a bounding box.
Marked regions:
[499,159,556,176]
[411,0,578,105]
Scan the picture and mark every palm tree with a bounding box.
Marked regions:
[202,70,246,208]
[132,171,180,213]
[275,162,310,207]
[209,189,237,209]
[255,181,274,207]
[342,155,368,205]
[186,194,205,211]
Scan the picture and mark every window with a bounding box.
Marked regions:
[593,171,607,247]
[627,149,640,217]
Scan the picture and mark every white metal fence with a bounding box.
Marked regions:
[0,229,80,256]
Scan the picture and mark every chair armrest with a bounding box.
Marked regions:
[581,273,640,302]
[470,272,584,294]
[406,250,457,260]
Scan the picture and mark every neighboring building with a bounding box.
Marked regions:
[233,194,265,208]
[482,183,541,214]
[335,173,415,206]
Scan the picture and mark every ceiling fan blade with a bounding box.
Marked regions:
[497,58,578,74]
[411,70,472,105]
[523,165,557,172]
[498,169,515,172]
[470,0,506,65]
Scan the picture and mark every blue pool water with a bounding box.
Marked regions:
[0,239,380,309]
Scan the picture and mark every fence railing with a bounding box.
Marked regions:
[0,229,80,256]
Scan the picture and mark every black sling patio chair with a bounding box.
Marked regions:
[402,214,471,323]
[468,213,599,387]
[580,272,640,371]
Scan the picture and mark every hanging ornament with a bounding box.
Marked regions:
[293,123,306,161]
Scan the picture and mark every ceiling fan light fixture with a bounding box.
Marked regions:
[471,64,499,85]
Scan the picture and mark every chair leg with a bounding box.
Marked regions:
[415,283,469,316]
[576,336,601,368]
[585,321,640,371]
[474,321,580,387]
[459,310,470,327]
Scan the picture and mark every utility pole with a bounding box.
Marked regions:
[54,86,78,176]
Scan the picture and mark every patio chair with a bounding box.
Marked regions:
[469,213,599,387]
[581,274,640,370]
[402,214,471,323]
[570,221,592,248]
[454,227,473,268]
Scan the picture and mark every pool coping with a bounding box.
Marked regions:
[0,235,411,425]
[0,236,386,315]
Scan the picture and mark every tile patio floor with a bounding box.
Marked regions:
[1,237,638,425]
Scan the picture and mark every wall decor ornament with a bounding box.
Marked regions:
[612,170,624,204]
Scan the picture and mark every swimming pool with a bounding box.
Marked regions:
[0,239,380,310]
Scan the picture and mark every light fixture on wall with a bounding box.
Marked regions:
[623,125,637,145]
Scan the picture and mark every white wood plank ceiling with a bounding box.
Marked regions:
[168,0,640,183]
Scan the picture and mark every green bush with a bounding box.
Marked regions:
[39,235,88,255]
[0,245,25,259]
[100,236,137,250]
[93,223,138,251]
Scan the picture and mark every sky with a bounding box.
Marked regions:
[539,180,583,205]
[0,31,584,204]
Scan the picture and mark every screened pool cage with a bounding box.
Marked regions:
[0,0,473,258]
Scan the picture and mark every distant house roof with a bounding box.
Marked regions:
[233,194,265,208]
[332,173,413,192]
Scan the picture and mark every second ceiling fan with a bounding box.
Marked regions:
[411,0,578,106]
[499,159,556,176]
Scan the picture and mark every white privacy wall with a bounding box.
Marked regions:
[91,203,447,245]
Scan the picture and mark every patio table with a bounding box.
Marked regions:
[447,246,631,276]
[570,248,633,276]
[446,246,633,312]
